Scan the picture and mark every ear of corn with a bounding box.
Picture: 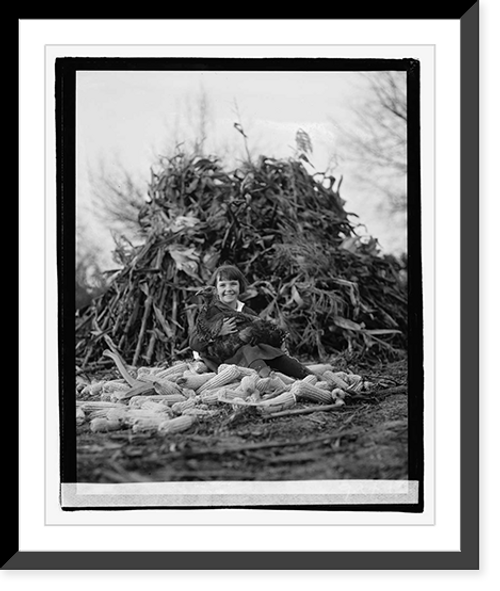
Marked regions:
[140,400,173,413]
[183,407,219,418]
[129,394,181,408]
[187,360,209,374]
[154,362,191,380]
[106,408,128,422]
[331,388,347,400]
[217,388,246,402]
[198,365,242,393]
[171,398,197,415]
[158,415,197,434]
[236,375,260,397]
[199,390,222,405]
[306,363,335,375]
[131,417,169,432]
[181,388,198,399]
[117,381,155,400]
[273,372,296,386]
[82,381,106,396]
[259,391,297,414]
[257,376,288,396]
[152,379,183,396]
[337,374,363,393]
[90,417,122,432]
[291,380,333,404]
[176,372,217,391]
[235,366,259,377]
[76,407,86,426]
[77,400,123,409]
[136,366,165,380]
[322,370,349,390]
[302,374,318,385]
[102,380,130,393]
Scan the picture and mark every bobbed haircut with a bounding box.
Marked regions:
[210,265,248,292]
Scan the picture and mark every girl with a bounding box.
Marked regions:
[189,265,312,379]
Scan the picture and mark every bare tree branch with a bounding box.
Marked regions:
[330,71,408,214]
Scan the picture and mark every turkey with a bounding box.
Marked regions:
[194,285,287,363]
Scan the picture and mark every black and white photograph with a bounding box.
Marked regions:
[57,54,424,511]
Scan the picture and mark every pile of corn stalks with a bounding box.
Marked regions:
[76,152,407,370]
[76,348,374,435]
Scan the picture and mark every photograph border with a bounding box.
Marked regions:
[59,54,423,513]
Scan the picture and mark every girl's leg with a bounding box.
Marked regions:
[267,355,311,379]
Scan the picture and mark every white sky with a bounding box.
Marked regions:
[76,69,406,268]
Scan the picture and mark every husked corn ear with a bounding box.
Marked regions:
[331,388,347,400]
[77,400,109,409]
[181,388,197,399]
[291,380,333,404]
[259,391,297,414]
[154,362,190,380]
[76,407,86,426]
[76,377,88,392]
[171,397,197,415]
[86,408,112,420]
[140,400,173,413]
[339,374,363,392]
[183,407,219,418]
[102,380,130,393]
[176,372,217,391]
[322,371,349,390]
[125,409,170,423]
[235,366,259,377]
[158,415,197,434]
[199,390,221,405]
[82,381,106,396]
[136,366,164,380]
[217,388,246,401]
[152,379,183,396]
[198,365,241,393]
[131,417,168,432]
[106,407,128,422]
[306,363,335,375]
[236,375,259,396]
[90,417,122,432]
[302,374,318,385]
[129,394,182,408]
[191,360,209,374]
[216,363,236,374]
[256,376,288,395]
[163,393,187,405]
[89,418,108,432]
[273,371,296,386]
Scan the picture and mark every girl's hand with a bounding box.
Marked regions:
[219,318,237,336]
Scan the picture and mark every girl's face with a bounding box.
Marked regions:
[216,276,240,307]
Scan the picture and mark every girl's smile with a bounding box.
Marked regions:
[216,279,240,308]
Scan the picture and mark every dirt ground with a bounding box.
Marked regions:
[76,357,409,483]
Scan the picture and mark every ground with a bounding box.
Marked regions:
[76,357,408,483]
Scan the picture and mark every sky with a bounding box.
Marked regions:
[76,69,407,270]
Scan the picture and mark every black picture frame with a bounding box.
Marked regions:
[10,5,479,570]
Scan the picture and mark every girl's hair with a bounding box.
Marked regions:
[210,265,248,292]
